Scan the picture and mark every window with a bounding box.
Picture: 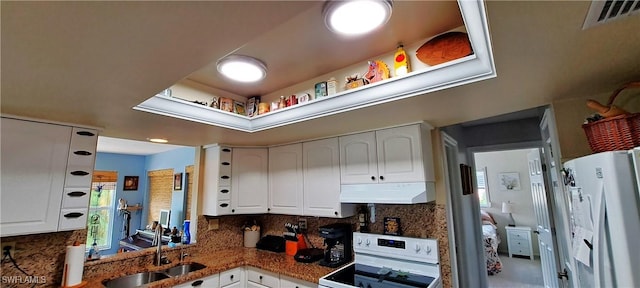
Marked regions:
[476,167,491,207]
[86,173,116,251]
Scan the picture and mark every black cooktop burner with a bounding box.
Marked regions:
[323,263,435,288]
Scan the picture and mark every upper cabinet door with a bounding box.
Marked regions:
[268,143,303,215]
[1,118,71,236]
[304,138,345,217]
[375,125,425,183]
[231,148,268,214]
[339,131,378,184]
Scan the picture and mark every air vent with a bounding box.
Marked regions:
[583,0,640,29]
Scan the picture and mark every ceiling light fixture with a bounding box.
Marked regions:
[323,0,393,36]
[216,55,267,83]
[148,138,168,143]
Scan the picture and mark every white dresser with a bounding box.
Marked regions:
[505,226,534,260]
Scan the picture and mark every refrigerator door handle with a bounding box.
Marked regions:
[593,184,607,287]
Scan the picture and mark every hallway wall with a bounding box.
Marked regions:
[475,148,540,255]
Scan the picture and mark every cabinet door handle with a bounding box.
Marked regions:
[230,275,234,280]
[371,176,376,181]
[191,280,203,286]
[220,203,229,208]
[220,189,229,194]
[64,212,84,218]
[379,176,385,180]
[70,171,89,176]
[67,191,87,197]
[222,148,231,152]
[259,275,263,281]
[76,131,95,137]
[334,211,338,216]
[267,208,271,212]
[533,230,540,234]
[221,162,230,166]
[232,209,235,213]
[73,150,92,156]
[221,175,230,179]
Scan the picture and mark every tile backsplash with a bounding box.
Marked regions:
[0,203,451,287]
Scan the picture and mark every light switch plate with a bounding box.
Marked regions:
[298,218,307,231]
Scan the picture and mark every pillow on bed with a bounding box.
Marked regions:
[481,210,496,225]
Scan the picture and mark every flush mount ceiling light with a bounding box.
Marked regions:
[216,55,267,83]
[148,138,168,143]
[323,0,393,36]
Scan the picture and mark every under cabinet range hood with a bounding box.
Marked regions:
[340,182,436,204]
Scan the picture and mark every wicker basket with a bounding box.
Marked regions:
[582,82,640,153]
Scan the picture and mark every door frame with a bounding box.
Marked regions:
[442,131,486,288]
[441,132,461,288]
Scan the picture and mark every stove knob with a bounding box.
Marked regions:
[365,239,371,246]
[357,282,364,288]
[426,245,432,254]
[415,244,421,253]
[357,237,363,246]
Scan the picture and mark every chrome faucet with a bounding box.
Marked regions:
[152,224,167,266]
[179,247,189,262]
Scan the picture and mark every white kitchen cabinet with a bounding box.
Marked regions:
[247,266,280,288]
[280,275,315,288]
[303,138,355,218]
[339,123,434,184]
[1,117,98,237]
[231,148,269,214]
[59,127,98,231]
[173,273,220,288]
[202,145,233,216]
[269,143,303,215]
[247,282,270,288]
[220,267,244,287]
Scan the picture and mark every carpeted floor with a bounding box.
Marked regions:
[487,254,545,288]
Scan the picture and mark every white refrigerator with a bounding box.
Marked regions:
[563,148,640,288]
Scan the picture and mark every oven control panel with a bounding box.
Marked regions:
[353,232,438,264]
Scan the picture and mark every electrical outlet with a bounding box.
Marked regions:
[207,218,219,231]
[298,218,307,231]
[3,242,16,259]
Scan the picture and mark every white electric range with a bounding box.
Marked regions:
[319,232,441,288]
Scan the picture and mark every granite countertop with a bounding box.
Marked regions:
[86,248,339,287]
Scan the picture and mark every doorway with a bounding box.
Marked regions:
[441,106,569,288]
[472,148,545,287]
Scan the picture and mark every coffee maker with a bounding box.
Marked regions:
[318,223,353,267]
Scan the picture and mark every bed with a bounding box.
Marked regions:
[481,210,503,275]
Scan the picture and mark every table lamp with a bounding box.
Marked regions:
[502,202,516,227]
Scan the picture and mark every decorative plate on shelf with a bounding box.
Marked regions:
[416,32,473,66]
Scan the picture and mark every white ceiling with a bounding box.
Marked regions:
[2,1,640,149]
[97,136,186,156]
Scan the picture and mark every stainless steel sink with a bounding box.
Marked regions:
[102,271,170,288]
[164,262,207,277]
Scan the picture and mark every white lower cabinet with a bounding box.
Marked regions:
[247,282,270,288]
[175,266,315,288]
[220,267,244,287]
[280,275,316,288]
[247,267,280,288]
[173,273,220,288]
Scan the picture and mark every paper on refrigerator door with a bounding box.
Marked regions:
[573,226,593,267]
[571,188,594,267]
